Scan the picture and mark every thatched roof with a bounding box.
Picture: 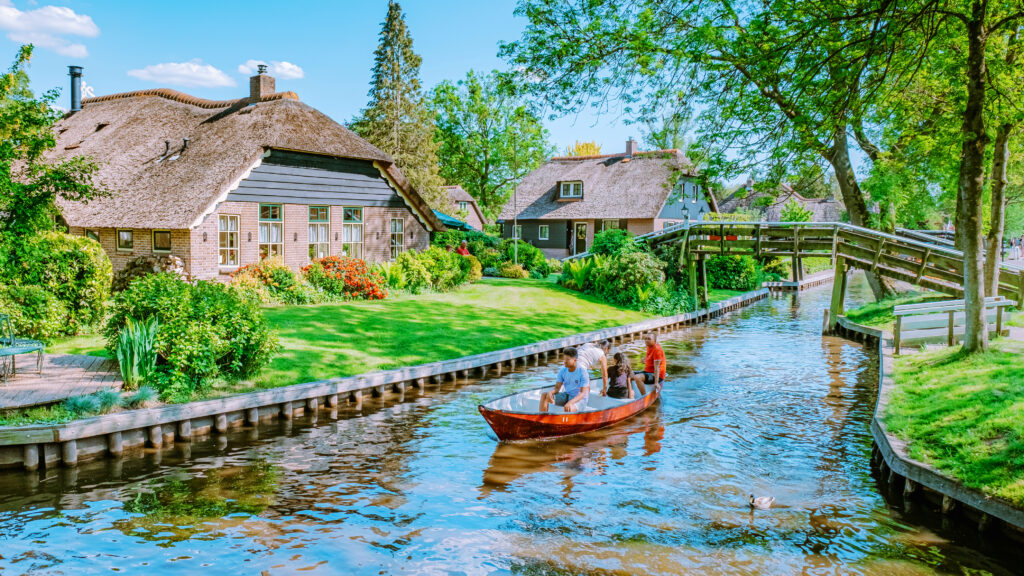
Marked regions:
[51,87,441,230]
[718,183,845,222]
[442,184,486,224]
[498,150,713,221]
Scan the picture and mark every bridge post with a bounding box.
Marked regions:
[699,257,709,307]
[828,256,847,332]
[687,257,698,304]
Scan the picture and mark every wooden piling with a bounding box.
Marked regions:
[246,407,260,426]
[23,444,39,471]
[214,414,228,434]
[107,431,123,457]
[148,425,163,448]
[281,401,294,420]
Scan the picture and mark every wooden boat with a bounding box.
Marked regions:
[478,378,663,441]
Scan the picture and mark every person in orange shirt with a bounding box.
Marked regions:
[632,331,666,395]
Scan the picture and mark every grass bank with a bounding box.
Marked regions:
[844,291,949,329]
[886,339,1024,506]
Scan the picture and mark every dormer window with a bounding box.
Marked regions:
[560,181,583,199]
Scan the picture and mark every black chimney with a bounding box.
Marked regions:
[68,66,83,112]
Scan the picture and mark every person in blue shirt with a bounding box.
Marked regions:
[539,347,590,413]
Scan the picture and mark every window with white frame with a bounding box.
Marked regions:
[560,181,583,198]
[116,229,133,251]
[538,225,549,240]
[152,230,172,253]
[459,201,468,212]
[259,204,283,259]
[390,218,404,260]
[342,207,363,258]
[219,215,239,267]
[602,219,620,231]
[308,206,330,260]
[662,221,678,229]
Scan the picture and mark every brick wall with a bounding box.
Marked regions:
[627,219,656,236]
[70,226,191,275]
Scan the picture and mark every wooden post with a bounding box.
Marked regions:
[827,256,847,331]
[352,390,363,409]
[107,431,123,457]
[894,316,902,355]
[62,440,78,467]
[307,397,319,412]
[941,494,956,514]
[699,257,709,307]
[1017,272,1024,307]
[947,310,955,347]
[148,425,163,448]
[996,306,1003,336]
[687,257,698,301]
[177,420,192,441]
[281,401,294,420]
[327,394,339,408]
[23,444,39,471]
[871,240,885,273]
[214,414,228,434]
[754,224,762,256]
[915,248,931,284]
[246,407,260,426]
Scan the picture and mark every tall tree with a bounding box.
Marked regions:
[351,1,445,208]
[0,46,104,245]
[431,70,552,221]
[499,0,920,299]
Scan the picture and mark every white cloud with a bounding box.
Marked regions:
[0,0,99,58]
[238,59,304,79]
[127,59,236,88]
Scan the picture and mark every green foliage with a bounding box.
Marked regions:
[498,261,528,279]
[394,247,472,293]
[94,388,122,413]
[0,284,68,342]
[301,256,387,300]
[546,258,564,274]
[231,257,318,304]
[395,251,432,293]
[431,70,552,219]
[593,252,666,307]
[779,199,813,223]
[122,386,158,409]
[559,256,602,292]
[0,404,74,426]
[477,248,503,270]
[116,316,159,390]
[845,291,948,328]
[350,1,446,208]
[758,256,788,281]
[590,229,640,256]
[500,239,548,274]
[431,229,501,251]
[63,394,99,417]
[465,254,483,282]
[371,261,408,290]
[482,266,500,277]
[705,256,760,291]
[105,273,279,402]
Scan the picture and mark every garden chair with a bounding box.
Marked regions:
[0,313,45,384]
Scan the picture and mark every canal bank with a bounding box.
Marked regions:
[831,306,1024,542]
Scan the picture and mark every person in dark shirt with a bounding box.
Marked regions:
[604,351,638,399]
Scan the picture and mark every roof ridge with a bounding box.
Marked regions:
[549,149,683,162]
[81,88,300,110]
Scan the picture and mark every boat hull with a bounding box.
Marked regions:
[478,382,662,441]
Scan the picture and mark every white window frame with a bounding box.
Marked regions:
[602,219,620,231]
[459,201,468,212]
[390,218,405,260]
[308,206,330,260]
[560,181,583,198]
[259,204,284,260]
[219,215,240,268]
[538,225,549,241]
[152,230,172,253]
[342,206,364,259]
[116,229,133,252]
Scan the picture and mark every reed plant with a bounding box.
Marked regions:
[116,316,159,390]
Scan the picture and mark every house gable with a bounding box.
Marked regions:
[658,179,712,221]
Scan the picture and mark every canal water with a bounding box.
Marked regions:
[0,277,1020,575]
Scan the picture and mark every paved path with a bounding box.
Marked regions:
[1,354,121,410]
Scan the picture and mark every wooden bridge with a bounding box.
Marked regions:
[639,221,1024,331]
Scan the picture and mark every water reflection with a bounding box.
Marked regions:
[0,274,1021,574]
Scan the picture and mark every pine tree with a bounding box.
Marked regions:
[351,1,445,208]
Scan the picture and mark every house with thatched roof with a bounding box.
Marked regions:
[441,185,486,231]
[718,181,845,222]
[51,66,441,280]
[497,139,718,257]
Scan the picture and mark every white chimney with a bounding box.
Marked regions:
[625,137,638,157]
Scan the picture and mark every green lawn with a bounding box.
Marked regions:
[887,339,1024,506]
[49,332,107,357]
[246,278,657,390]
[844,291,949,329]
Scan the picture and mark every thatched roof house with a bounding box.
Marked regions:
[441,185,486,230]
[498,139,718,257]
[51,67,441,279]
[718,182,845,222]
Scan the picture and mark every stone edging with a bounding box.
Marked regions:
[832,315,1024,536]
[2,286,787,471]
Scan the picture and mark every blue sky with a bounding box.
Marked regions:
[0,0,637,155]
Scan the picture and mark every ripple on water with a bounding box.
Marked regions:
[0,275,1021,575]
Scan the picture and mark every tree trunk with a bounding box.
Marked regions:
[828,126,894,300]
[984,123,1012,296]
[958,0,990,354]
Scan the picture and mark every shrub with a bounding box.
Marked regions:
[94,389,122,413]
[112,254,189,293]
[464,254,483,282]
[302,256,387,300]
[499,261,528,279]
[482,266,500,277]
[477,248,503,270]
[432,229,501,252]
[593,252,666,306]
[546,258,564,274]
[559,256,603,292]
[705,255,760,291]
[416,246,471,291]
[64,394,99,417]
[106,273,278,402]
[780,199,813,222]
[232,257,317,304]
[15,232,112,332]
[122,386,159,409]
[396,251,432,294]
[500,239,548,274]
[0,284,69,342]
[758,256,787,281]
[590,229,640,256]
[116,316,159,390]
[640,282,696,315]
[371,261,407,290]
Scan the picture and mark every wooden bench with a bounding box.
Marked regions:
[893,297,1014,355]
[0,313,45,384]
